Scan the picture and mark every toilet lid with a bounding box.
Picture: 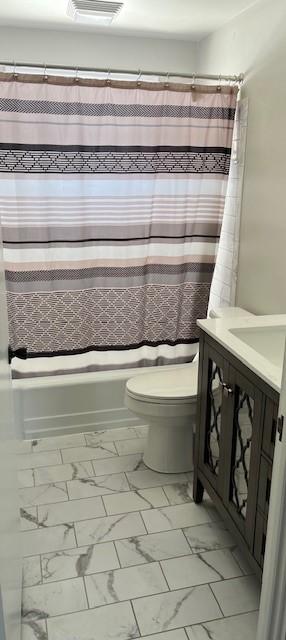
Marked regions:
[126,363,198,403]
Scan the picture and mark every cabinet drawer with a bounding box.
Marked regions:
[262,398,278,459]
[254,512,267,568]
[258,456,272,516]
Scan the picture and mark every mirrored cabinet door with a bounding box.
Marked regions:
[197,342,229,499]
[223,366,263,548]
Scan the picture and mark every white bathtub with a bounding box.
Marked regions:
[12,362,196,440]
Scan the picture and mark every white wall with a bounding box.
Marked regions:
[0,26,196,74]
[197,0,286,314]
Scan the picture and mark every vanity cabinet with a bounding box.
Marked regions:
[194,331,279,577]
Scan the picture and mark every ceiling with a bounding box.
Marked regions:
[0,0,261,40]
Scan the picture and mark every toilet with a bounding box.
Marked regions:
[125,307,253,473]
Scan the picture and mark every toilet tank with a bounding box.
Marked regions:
[209,306,254,319]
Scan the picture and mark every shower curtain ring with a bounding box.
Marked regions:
[217,74,222,92]
[106,69,111,86]
[74,67,79,83]
[191,73,196,90]
[136,69,142,87]
[13,61,18,81]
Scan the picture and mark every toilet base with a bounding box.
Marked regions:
[143,416,194,474]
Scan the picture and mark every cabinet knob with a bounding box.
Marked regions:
[221,382,233,397]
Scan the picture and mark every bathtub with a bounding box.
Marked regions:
[12,358,197,441]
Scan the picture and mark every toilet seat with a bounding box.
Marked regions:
[126,362,198,405]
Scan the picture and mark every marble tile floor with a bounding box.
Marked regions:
[19,425,260,640]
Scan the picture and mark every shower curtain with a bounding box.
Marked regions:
[0,75,238,373]
[208,98,248,314]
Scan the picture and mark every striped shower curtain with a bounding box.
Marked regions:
[0,76,237,375]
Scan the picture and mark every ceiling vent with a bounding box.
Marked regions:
[67,0,124,25]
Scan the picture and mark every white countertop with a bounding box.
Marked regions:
[197,314,286,393]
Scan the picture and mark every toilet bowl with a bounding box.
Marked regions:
[125,364,198,473]
[125,307,253,473]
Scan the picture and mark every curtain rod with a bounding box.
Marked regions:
[0,61,244,84]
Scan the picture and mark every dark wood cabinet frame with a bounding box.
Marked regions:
[194,330,279,578]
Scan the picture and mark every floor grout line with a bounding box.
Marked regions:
[129,598,141,637]
[123,471,132,491]
[82,574,91,610]
[181,527,195,553]
[209,582,227,618]
[21,511,236,550]
[22,494,177,517]
[26,586,259,623]
[73,521,80,549]
[112,539,122,570]
[25,530,193,564]
[158,559,171,591]
[18,448,155,473]
[101,495,108,517]
[39,552,44,586]
[161,485,171,505]
[21,482,192,505]
[20,426,259,638]
[23,571,88,591]
[25,555,250,588]
[23,545,248,590]
[21,517,238,559]
[138,510,148,535]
